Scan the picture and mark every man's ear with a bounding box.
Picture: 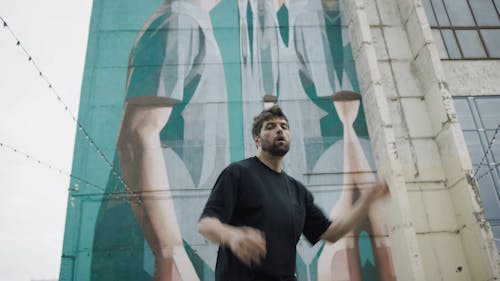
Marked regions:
[254,135,260,147]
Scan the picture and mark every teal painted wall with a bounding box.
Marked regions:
[60,1,392,280]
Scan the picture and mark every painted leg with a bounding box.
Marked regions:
[319,234,363,281]
[318,91,365,281]
[333,91,397,281]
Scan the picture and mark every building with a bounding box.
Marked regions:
[342,0,500,280]
[60,0,500,280]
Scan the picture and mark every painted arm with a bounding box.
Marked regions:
[117,96,199,281]
[198,216,266,267]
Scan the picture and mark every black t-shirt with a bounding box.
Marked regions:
[200,157,332,281]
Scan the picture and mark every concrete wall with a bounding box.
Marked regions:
[444,60,500,97]
[344,0,500,280]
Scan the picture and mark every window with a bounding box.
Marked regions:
[454,96,500,251]
[423,0,500,59]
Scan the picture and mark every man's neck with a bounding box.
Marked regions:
[256,151,284,173]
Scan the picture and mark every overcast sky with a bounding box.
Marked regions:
[0,1,93,280]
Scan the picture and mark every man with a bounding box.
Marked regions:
[198,105,389,280]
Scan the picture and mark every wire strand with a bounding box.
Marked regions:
[0,141,106,192]
[0,15,127,191]
[0,140,388,199]
[474,123,500,178]
[475,162,500,182]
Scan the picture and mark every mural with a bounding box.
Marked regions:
[60,0,396,280]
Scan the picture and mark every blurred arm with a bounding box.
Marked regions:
[198,216,266,267]
[320,181,389,243]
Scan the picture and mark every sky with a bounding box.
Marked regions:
[0,1,93,280]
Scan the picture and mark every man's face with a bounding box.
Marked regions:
[255,117,290,156]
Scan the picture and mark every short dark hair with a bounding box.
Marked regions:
[252,104,289,138]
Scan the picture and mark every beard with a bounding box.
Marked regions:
[260,137,290,156]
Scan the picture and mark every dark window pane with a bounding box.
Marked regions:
[470,0,500,26]
[432,30,449,58]
[495,0,500,15]
[477,174,500,219]
[476,97,500,128]
[465,131,485,164]
[454,98,476,129]
[481,29,500,58]
[492,225,500,252]
[456,95,500,248]
[456,30,487,58]
[443,0,476,26]
[498,166,500,182]
[442,29,462,58]
[423,0,438,26]
[431,0,451,26]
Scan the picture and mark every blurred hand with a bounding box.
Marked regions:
[228,226,266,267]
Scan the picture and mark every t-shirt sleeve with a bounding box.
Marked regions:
[199,165,239,223]
[302,188,332,245]
[126,11,202,101]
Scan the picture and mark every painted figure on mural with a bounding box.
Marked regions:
[117,0,228,280]
[239,0,329,179]
[313,1,397,280]
[239,0,352,177]
[316,92,397,281]
[239,0,398,279]
[239,0,282,157]
[198,104,390,281]
[239,0,340,273]
[112,0,397,280]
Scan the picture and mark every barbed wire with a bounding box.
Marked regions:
[474,123,500,180]
[475,162,500,182]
